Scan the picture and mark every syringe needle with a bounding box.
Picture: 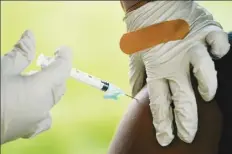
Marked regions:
[37,54,139,102]
[125,93,138,101]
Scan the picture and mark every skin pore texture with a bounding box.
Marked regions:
[108,1,232,154]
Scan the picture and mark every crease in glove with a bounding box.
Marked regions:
[125,0,228,146]
[1,30,72,144]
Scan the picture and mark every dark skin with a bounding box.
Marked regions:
[108,42,232,154]
[120,0,152,13]
[107,1,232,154]
[120,1,140,11]
[108,77,222,154]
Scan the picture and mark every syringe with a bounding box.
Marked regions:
[37,54,135,100]
[71,68,135,100]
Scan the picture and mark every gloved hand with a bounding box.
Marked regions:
[206,31,230,59]
[129,30,230,147]
[125,0,231,146]
[1,30,72,144]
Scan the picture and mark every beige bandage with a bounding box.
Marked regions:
[120,19,190,54]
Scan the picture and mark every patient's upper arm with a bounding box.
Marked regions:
[108,78,222,154]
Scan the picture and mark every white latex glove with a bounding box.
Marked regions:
[206,31,230,59]
[1,30,72,144]
[127,1,230,147]
[129,32,229,147]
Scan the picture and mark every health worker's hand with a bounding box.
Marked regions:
[129,30,230,146]
[1,30,72,144]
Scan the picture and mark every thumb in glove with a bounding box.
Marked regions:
[206,31,230,59]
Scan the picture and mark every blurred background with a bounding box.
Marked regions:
[1,1,231,154]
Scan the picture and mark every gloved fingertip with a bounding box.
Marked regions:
[156,133,174,147]
[22,30,35,42]
[177,123,197,143]
[36,46,72,86]
[198,76,217,102]
[55,46,73,61]
[192,51,218,102]
[206,31,230,59]
[23,29,33,36]
[12,29,36,62]
[211,42,230,59]
[199,89,216,102]
[178,134,196,144]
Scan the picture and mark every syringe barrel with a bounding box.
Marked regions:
[37,54,111,92]
[70,69,109,91]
